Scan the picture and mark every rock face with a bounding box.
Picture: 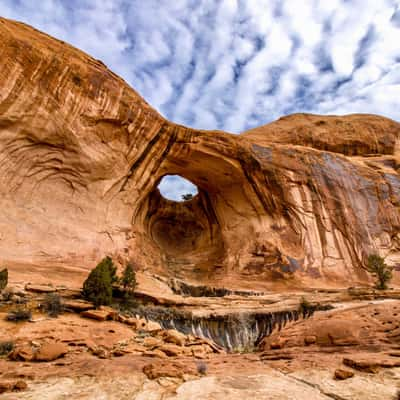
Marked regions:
[0,17,399,289]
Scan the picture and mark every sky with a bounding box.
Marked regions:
[1,0,400,200]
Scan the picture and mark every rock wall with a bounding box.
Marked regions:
[0,17,399,288]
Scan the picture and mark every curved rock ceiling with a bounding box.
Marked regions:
[0,17,399,289]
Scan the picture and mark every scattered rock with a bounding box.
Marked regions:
[342,355,400,373]
[124,317,141,327]
[160,329,186,346]
[158,344,184,357]
[143,349,168,359]
[334,369,354,380]
[63,300,94,312]
[143,361,189,380]
[25,284,56,293]
[260,352,294,361]
[143,336,163,349]
[0,380,28,394]
[90,347,109,359]
[270,338,286,350]
[9,345,35,361]
[0,381,13,394]
[35,342,68,362]
[191,344,210,359]
[304,335,316,346]
[144,320,162,332]
[13,380,28,391]
[80,309,112,321]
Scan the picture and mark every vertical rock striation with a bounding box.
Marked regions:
[0,17,399,288]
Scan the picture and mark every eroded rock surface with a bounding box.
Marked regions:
[0,17,399,290]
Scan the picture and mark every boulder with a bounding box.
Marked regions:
[304,335,317,346]
[35,342,68,362]
[143,349,168,359]
[63,300,94,312]
[157,344,185,357]
[143,336,163,349]
[160,329,186,346]
[143,361,189,380]
[25,284,56,293]
[334,369,354,380]
[270,338,286,350]
[9,345,35,361]
[80,309,112,321]
[342,355,400,373]
[0,381,13,394]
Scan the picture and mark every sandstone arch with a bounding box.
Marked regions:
[0,17,399,289]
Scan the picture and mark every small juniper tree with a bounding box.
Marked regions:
[122,263,137,295]
[0,268,8,291]
[82,257,117,307]
[366,254,393,290]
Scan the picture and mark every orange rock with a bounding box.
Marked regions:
[80,309,111,321]
[9,345,35,361]
[159,329,186,346]
[25,284,56,293]
[13,380,28,391]
[157,344,184,357]
[304,336,316,346]
[0,16,398,291]
[143,349,168,359]
[142,361,189,379]
[270,339,286,350]
[63,300,94,312]
[143,336,163,349]
[35,342,68,362]
[0,381,13,394]
[334,369,354,380]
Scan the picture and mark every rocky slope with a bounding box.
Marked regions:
[0,16,399,289]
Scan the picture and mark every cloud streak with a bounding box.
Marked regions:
[1,0,400,199]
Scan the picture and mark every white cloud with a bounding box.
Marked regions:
[1,0,400,199]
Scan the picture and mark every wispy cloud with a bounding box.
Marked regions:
[1,0,400,199]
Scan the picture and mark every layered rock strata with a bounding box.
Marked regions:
[0,17,399,288]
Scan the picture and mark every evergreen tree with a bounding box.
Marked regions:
[82,257,116,307]
[366,254,393,290]
[122,263,137,295]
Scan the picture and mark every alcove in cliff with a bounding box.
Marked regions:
[143,174,224,275]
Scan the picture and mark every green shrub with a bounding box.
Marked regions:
[0,341,14,356]
[299,296,314,316]
[366,254,393,290]
[122,263,137,295]
[82,257,117,307]
[0,268,8,291]
[6,308,32,322]
[43,293,63,317]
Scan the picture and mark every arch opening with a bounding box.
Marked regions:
[157,175,198,202]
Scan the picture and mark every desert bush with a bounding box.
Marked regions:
[366,254,393,290]
[43,292,63,317]
[299,297,314,317]
[6,308,32,322]
[82,257,117,307]
[196,360,208,375]
[0,340,14,356]
[0,268,8,291]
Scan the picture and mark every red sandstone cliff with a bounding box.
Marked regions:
[0,17,399,288]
